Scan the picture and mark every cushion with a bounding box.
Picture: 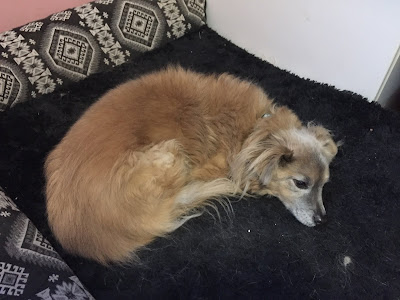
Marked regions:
[0,0,206,111]
[0,188,94,299]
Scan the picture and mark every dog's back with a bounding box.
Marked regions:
[45,67,271,263]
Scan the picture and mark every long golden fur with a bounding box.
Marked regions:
[45,67,338,264]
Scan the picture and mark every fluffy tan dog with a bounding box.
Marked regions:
[45,67,338,264]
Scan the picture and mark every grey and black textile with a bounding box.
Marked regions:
[1,26,400,299]
[0,0,206,111]
[0,188,94,299]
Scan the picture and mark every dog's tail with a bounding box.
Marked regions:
[170,179,243,229]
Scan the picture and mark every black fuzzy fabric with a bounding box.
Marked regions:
[1,26,400,299]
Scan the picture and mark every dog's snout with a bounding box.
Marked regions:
[313,214,327,225]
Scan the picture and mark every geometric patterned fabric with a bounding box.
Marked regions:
[0,188,94,299]
[0,0,206,111]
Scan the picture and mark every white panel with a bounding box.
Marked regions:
[206,0,400,101]
[375,46,400,106]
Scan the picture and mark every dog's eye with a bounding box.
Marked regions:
[293,179,308,189]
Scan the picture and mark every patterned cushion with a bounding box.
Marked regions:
[0,188,94,299]
[0,0,206,111]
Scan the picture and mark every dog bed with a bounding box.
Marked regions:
[1,25,400,299]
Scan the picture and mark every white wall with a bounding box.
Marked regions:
[206,0,400,102]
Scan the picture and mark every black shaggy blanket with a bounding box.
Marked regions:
[1,26,400,299]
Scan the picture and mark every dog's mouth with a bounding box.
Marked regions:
[288,207,327,227]
[291,208,316,227]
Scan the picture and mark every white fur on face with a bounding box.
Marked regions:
[281,128,329,227]
[289,204,319,227]
[285,199,317,227]
[291,208,316,227]
[286,185,327,227]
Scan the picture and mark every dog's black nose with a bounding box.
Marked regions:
[313,214,327,225]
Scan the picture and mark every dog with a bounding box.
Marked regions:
[45,66,338,264]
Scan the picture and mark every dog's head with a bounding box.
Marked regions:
[232,109,338,227]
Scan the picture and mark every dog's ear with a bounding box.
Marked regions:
[258,143,293,185]
[307,123,338,162]
[230,133,294,188]
[279,148,294,166]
